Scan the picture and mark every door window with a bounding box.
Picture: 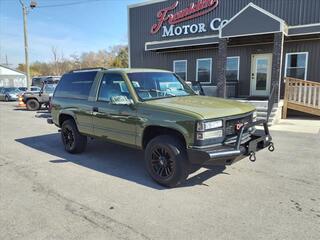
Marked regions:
[256,59,268,91]
[98,73,132,102]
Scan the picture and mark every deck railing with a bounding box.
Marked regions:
[283,77,320,118]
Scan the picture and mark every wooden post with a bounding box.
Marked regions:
[282,77,290,119]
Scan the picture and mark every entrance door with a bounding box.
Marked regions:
[251,54,272,96]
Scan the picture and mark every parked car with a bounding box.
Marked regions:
[48,68,274,187]
[0,87,21,101]
[23,83,57,110]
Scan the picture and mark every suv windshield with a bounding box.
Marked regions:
[127,72,194,101]
[43,84,57,93]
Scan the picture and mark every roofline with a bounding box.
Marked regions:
[128,0,167,9]
[0,64,26,75]
[220,2,288,38]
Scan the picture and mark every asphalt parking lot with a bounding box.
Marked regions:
[0,101,319,240]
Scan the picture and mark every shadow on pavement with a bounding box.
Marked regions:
[15,133,226,189]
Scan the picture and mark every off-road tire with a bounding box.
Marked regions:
[145,135,190,187]
[61,119,87,154]
[26,99,40,111]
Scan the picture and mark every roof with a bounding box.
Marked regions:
[220,2,288,38]
[106,68,171,73]
[0,64,26,76]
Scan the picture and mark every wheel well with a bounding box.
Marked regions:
[59,114,74,127]
[26,98,38,102]
[142,126,186,149]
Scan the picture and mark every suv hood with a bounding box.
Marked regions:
[145,96,255,119]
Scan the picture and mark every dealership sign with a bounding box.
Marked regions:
[151,0,229,38]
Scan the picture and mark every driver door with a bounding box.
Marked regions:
[92,73,138,146]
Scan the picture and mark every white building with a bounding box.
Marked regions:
[0,65,27,88]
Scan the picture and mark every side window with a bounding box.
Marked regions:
[54,71,97,99]
[98,73,132,102]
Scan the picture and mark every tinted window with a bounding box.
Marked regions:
[54,71,97,99]
[98,73,132,102]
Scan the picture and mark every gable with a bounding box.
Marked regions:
[221,3,286,38]
[0,65,25,76]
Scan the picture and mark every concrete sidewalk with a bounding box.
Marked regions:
[271,117,320,134]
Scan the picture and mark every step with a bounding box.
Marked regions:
[255,107,278,113]
[257,113,276,119]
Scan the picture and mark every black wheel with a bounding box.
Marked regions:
[145,135,189,187]
[61,119,87,154]
[26,99,40,111]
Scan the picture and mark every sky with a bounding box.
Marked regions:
[0,0,144,67]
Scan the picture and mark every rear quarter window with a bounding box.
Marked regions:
[54,71,98,99]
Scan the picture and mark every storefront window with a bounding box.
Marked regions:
[285,52,308,80]
[196,58,212,83]
[226,57,240,82]
[173,60,187,81]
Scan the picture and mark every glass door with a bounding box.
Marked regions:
[251,54,272,96]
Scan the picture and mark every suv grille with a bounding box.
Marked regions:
[225,114,252,137]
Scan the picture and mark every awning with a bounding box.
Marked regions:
[145,35,219,51]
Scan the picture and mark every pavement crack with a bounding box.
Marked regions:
[1,156,151,240]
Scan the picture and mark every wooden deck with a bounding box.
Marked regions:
[283,77,320,118]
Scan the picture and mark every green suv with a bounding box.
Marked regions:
[49,68,274,187]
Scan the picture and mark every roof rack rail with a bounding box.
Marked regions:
[68,67,107,73]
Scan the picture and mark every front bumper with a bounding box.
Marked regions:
[187,120,274,166]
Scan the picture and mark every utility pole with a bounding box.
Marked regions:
[19,0,37,90]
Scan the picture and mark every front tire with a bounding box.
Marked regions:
[145,135,190,187]
[61,119,87,154]
[26,99,40,111]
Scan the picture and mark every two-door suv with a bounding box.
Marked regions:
[49,68,274,187]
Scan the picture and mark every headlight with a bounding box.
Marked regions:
[196,130,223,140]
[197,120,223,131]
[252,111,258,122]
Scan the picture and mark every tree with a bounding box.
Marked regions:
[16,44,129,77]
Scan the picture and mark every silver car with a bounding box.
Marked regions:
[0,87,21,101]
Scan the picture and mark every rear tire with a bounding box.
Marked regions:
[145,135,190,188]
[61,119,87,154]
[26,99,40,111]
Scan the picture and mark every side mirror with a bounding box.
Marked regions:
[110,96,133,105]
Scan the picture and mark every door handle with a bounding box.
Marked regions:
[92,107,99,112]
